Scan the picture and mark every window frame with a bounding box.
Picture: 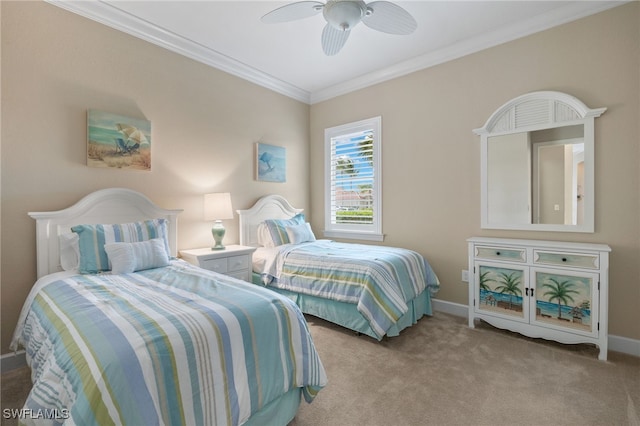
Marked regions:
[323,116,383,241]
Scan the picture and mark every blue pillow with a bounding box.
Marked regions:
[263,213,305,246]
[71,219,169,274]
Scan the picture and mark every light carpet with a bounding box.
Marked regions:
[291,313,639,426]
[2,313,638,426]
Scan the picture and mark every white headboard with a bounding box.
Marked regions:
[236,195,303,247]
[29,188,183,278]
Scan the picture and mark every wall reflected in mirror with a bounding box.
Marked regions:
[487,124,584,226]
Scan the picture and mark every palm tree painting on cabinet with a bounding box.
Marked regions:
[478,265,525,319]
[535,272,592,332]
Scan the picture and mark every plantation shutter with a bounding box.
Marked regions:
[329,131,374,225]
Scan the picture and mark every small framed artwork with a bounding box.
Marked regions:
[255,142,286,182]
[87,110,151,171]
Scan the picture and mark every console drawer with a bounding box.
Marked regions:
[533,250,599,269]
[475,246,526,262]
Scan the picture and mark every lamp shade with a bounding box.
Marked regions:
[204,193,233,221]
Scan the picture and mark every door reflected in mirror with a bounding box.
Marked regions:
[487,125,585,227]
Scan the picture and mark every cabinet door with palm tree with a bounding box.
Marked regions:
[475,262,528,323]
[531,267,599,337]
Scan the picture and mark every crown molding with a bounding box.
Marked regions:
[309,1,627,104]
[47,1,626,106]
[46,0,311,104]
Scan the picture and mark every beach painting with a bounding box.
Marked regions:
[478,264,594,333]
[534,271,593,332]
[478,265,526,319]
[87,110,151,171]
[255,142,286,182]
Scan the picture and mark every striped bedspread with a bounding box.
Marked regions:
[11,260,326,426]
[264,240,440,339]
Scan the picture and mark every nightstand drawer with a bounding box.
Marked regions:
[226,270,250,281]
[475,245,526,262]
[227,255,249,272]
[179,245,257,282]
[533,250,599,269]
[200,258,228,273]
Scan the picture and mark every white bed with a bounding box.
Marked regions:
[12,188,326,426]
[237,194,440,340]
[29,188,182,278]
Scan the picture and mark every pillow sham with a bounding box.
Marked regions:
[286,222,316,244]
[71,218,170,274]
[59,232,80,271]
[257,222,273,247]
[263,213,305,247]
[104,238,169,274]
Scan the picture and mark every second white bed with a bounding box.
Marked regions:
[238,195,440,340]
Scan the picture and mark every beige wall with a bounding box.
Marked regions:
[310,3,640,341]
[1,2,639,356]
[0,2,310,354]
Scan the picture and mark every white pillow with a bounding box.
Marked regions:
[285,223,316,244]
[59,233,80,271]
[104,238,169,274]
[257,222,275,247]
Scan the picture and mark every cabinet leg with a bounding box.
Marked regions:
[598,345,608,361]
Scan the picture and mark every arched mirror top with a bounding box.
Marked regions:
[474,91,606,136]
[475,91,606,233]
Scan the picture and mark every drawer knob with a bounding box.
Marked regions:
[562,257,567,262]
[496,251,501,256]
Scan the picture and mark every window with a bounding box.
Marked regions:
[324,116,382,241]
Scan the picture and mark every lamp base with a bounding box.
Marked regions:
[211,220,226,250]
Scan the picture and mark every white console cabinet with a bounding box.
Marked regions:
[468,237,611,360]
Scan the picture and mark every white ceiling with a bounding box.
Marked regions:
[49,1,624,104]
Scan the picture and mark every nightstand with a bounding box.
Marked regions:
[179,245,257,282]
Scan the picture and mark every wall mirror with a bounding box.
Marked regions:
[474,91,606,232]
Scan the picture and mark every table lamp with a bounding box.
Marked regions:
[204,192,233,250]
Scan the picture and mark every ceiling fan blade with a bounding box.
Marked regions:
[362,1,417,35]
[261,1,325,24]
[321,23,350,56]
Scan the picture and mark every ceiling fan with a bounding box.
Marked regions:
[261,0,417,56]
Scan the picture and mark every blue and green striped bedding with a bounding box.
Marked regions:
[259,240,440,339]
[11,260,327,426]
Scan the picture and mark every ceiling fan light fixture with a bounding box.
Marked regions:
[262,0,417,55]
[323,0,367,31]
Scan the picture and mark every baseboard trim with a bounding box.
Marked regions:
[1,350,26,372]
[608,334,640,357]
[431,298,640,358]
[431,298,469,318]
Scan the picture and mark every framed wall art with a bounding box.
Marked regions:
[87,110,151,171]
[255,142,286,182]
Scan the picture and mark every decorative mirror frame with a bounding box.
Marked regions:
[474,91,606,232]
